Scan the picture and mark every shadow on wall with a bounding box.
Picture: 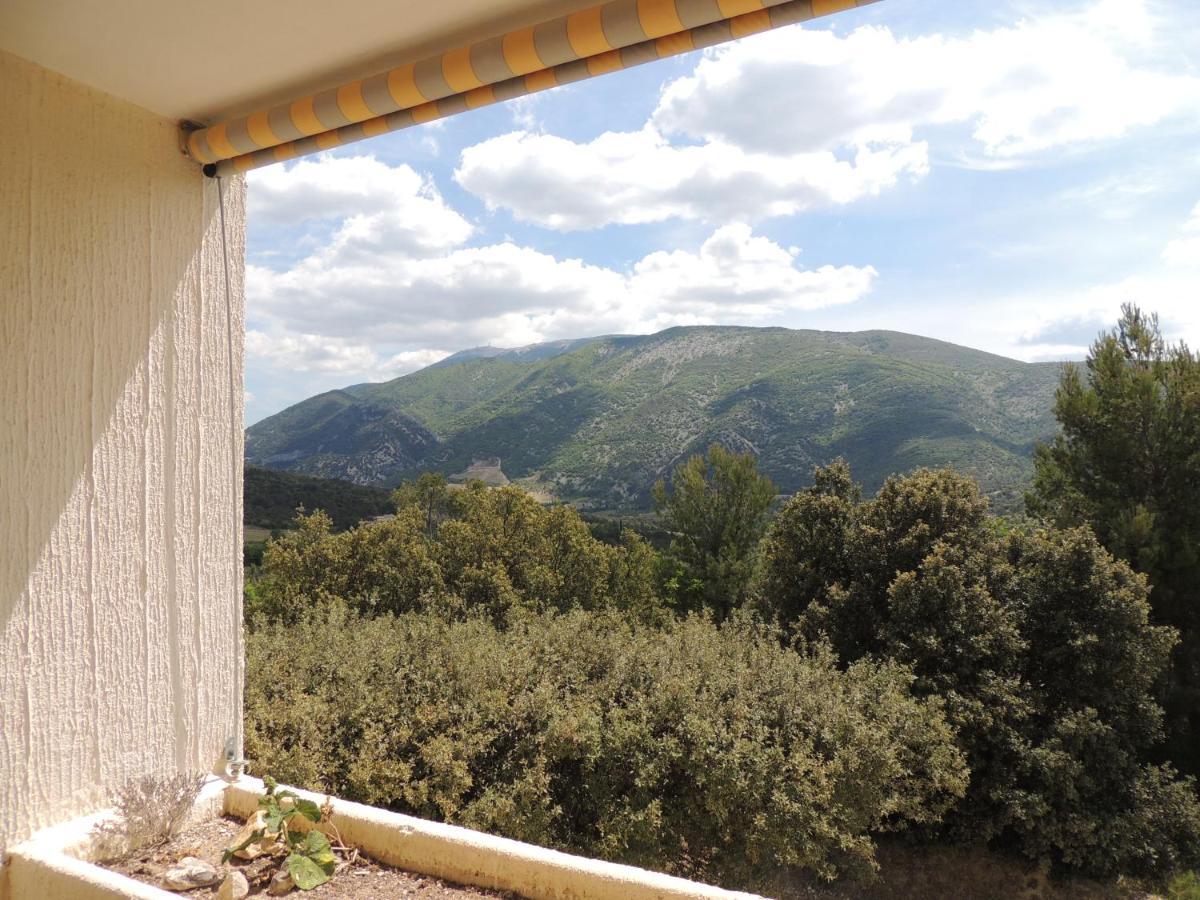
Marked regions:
[0,48,245,852]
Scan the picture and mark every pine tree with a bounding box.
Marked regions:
[1027,304,1200,776]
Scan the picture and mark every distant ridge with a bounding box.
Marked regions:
[429,336,610,368]
[246,325,1062,512]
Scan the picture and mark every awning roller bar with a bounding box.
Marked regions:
[188,0,878,177]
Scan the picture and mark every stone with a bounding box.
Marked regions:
[217,869,250,900]
[231,809,268,860]
[267,868,295,895]
[162,855,221,890]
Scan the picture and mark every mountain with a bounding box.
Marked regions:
[246,326,1064,511]
[428,336,605,368]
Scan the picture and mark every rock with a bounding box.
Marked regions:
[217,869,250,900]
[231,809,268,860]
[267,868,295,895]
[162,856,221,890]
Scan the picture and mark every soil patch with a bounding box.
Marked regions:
[102,818,1159,899]
[103,815,517,899]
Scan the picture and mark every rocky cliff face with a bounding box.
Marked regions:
[247,394,438,484]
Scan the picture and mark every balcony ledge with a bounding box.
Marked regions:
[4,776,763,900]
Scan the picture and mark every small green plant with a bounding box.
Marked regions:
[223,776,337,890]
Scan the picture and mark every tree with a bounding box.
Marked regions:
[756,464,991,660]
[753,459,859,627]
[435,485,659,620]
[757,463,1200,878]
[1027,304,1200,776]
[248,507,444,622]
[392,471,456,538]
[251,482,664,626]
[652,444,776,620]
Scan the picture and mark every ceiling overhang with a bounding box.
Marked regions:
[0,0,600,122]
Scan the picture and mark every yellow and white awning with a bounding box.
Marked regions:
[186,0,878,176]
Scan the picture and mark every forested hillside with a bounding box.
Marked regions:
[247,326,1061,511]
[244,465,392,531]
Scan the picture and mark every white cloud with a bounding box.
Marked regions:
[247,330,381,374]
[456,127,926,230]
[799,267,1200,367]
[246,155,877,388]
[455,1,1199,230]
[247,155,472,255]
[507,94,544,130]
[1010,271,1200,359]
[656,9,1196,160]
[250,216,874,353]
[629,224,875,323]
[927,267,1200,363]
[248,240,628,349]
[1163,201,1200,267]
[245,330,450,381]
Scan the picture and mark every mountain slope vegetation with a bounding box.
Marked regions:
[246,326,1062,511]
[244,465,393,531]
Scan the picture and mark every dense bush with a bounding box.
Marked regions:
[757,462,1200,878]
[248,483,663,624]
[245,606,967,887]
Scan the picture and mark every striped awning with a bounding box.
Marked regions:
[186,0,878,177]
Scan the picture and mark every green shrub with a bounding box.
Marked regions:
[248,484,664,625]
[757,463,1200,879]
[248,507,445,622]
[245,606,967,887]
[243,540,267,567]
[434,484,661,620]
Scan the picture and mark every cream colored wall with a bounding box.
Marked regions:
[0,48,245,865]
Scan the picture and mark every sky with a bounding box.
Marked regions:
[243,0,1200,425]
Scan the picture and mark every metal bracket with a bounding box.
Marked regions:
[178,119,205,157]
[224,735,249,780]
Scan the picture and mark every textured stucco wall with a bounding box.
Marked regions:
[0,48,245,866]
